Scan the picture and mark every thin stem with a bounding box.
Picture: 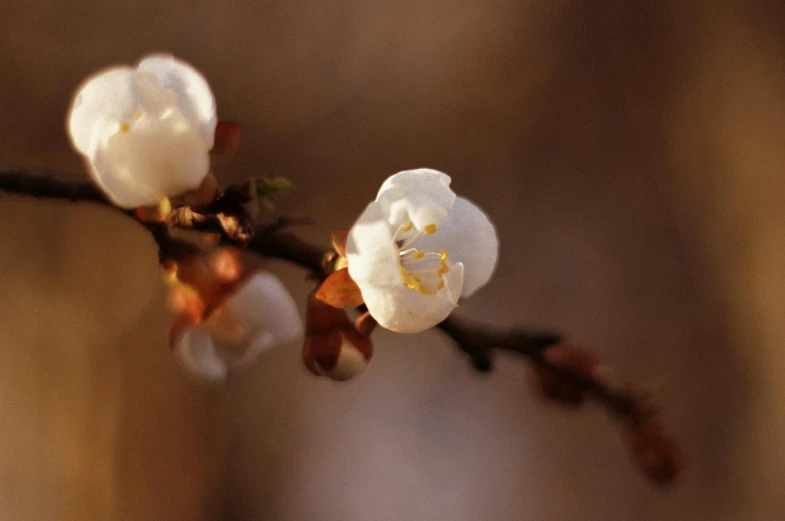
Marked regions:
[0,166,640,421]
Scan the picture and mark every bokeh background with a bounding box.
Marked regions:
[1,0,784,519]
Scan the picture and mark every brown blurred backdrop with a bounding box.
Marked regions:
[1,0,784,519]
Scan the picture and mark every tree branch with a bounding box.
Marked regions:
[0,166,672,472]
[0,167,199,263]
[0,166,108,204]
[0,166,628,411]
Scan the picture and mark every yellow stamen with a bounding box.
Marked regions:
[399,264,432,294]
[120,122,130,133]
[397,230,450,295]
[134,110,142,120]
[438,248,450,275]
[393,221,414,243]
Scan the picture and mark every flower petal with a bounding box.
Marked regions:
[137,54,217,147]
[90,111,210,208]
[362,283,457,333]
[316,267,364,309]
[222,271,304,349]
[230,331,274,368]
[440,261,464,302]
[67,66,136,155]
[174,326,228,381]
[414,196,498,296]
[375,168,456,230]
[346,201,400,286]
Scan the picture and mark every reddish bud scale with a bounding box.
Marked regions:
[535,343,602,407]
[625,418,685,485]
[316,267,364,309]
[210,121,242,166]
[303,329,340,372]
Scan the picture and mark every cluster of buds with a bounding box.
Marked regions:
[533,343,684,484]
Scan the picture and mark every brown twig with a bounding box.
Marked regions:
[0,167,653,438]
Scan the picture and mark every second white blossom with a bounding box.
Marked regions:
[346,169,498,333]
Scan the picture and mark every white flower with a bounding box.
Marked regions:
[174,272,303,381]
[67,54,217,208]
[346,169,498,333]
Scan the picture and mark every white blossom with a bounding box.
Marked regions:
[174,272,303,381]
[346,169,498,333]
[67,54,217,208]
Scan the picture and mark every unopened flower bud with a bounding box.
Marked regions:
[625,418,685,485]
[303,292,373,381]
[304,329,371,381]
[535,343,602,407]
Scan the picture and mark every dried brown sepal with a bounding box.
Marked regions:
[315,267,364,308]
[535,343,602,407]
[216,212,254,244]
[331,229,350,257]
[210,121,242,166]
[625,418,685,485]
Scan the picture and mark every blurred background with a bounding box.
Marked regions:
[1,0,784,519]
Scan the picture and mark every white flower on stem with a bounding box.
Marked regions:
[173,272,303,381]
[67,54,217,208]
[346,169,498,333]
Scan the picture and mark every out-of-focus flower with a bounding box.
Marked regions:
[345,169,498,333]
[168,248,303,381]
[67,54,217,208]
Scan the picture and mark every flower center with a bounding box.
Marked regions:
[393,221,449,295]
[119,111,143,134]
